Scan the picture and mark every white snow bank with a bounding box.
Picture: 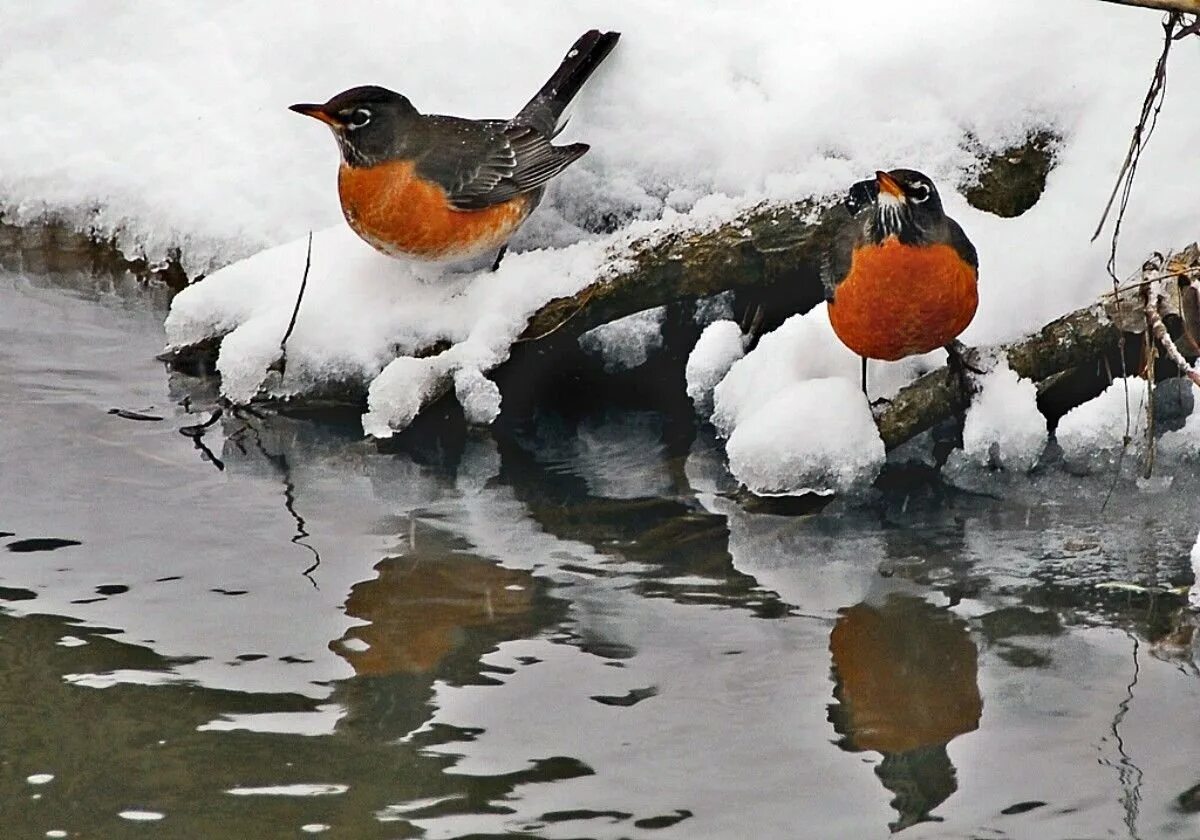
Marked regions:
[958,361,1047,471]
[726,378,885,496]
[686,320,746,415]
[5,0,1197,319]
[1055,377,1149,470]
[165,224,612,431]
[712,305,937,439]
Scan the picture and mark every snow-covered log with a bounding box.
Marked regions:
[159,200,841,420]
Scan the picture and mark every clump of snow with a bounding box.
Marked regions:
[1055,377,1149,472]
[957,361,1047,471]
[712,305,936,439]
[1191,527,1200,612]
[579,307,665,371]
[686,320,746,416]
[165,225,613,433]
[726,378,884,496]
[454,367,503,425]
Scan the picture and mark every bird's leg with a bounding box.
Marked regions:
[491,244,508,272]
[861,356,868,397]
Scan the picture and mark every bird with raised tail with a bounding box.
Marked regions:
[290,30,620,271]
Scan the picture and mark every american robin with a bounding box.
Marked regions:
[824,169,979,396]
[290,29,620,270]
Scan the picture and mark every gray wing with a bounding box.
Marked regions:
[415,116,587,211]
[821,210,864,303]
[947,218,978,270]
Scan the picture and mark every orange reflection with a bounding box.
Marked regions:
[333,554,535,676]
[829,595,982,832]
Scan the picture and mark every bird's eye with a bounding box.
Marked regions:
[346,108,371,129]
[908,182,931,203]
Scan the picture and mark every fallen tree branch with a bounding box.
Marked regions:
[876,283,1200,451]
[876,303,1122,450]
[1095,0,1200,14]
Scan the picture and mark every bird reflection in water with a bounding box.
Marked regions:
[332,538,538,676]
[828,595,982,833]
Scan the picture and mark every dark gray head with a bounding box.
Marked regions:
[856,169,948,246]
[290,86,421,167]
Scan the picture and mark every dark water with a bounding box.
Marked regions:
[2,269,1200,840]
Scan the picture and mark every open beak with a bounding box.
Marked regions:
[289,103,340,127]
[875,170,904,201]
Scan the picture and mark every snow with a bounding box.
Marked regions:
[1055,377,1149,471]
[726,377,885,496]
[579,306,665,371]
[166,225,615,432]
[686,320,746,414]
[8,1,1200,482]
[956,361,1047,472]
[1191,528,1200,612]
[712,304,936,446]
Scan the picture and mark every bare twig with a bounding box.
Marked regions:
[273,231,314,376]
[1092,13,1181,248]
[1145,287,1200,387]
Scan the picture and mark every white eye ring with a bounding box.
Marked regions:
[909,182,931,203]
[345,108,371,130]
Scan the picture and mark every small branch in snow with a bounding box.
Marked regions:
[270,231,313,378]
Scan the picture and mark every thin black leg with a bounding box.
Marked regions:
[491,244,508,272]
[861,356,868,397]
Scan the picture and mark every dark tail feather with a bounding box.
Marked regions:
[514,29,620,136]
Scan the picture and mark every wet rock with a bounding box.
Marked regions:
[962,130,1060,218]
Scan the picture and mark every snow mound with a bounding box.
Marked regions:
[165,225,611,433]
[712,305,935,438]
[1055,377,1149,471]
[958,361,1047,471]
[686,320,746,416]
[726,377,884,496]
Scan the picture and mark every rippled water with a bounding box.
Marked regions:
[2,269,1200,839]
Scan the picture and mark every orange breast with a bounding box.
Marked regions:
[828,239,978,361]
[337,160,533,261]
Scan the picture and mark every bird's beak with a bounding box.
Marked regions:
[289,103,339,127]
[875,170,904,201]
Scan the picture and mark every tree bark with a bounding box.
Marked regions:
[1095,0,1200,14]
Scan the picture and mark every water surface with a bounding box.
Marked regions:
[2,270,1199,839]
